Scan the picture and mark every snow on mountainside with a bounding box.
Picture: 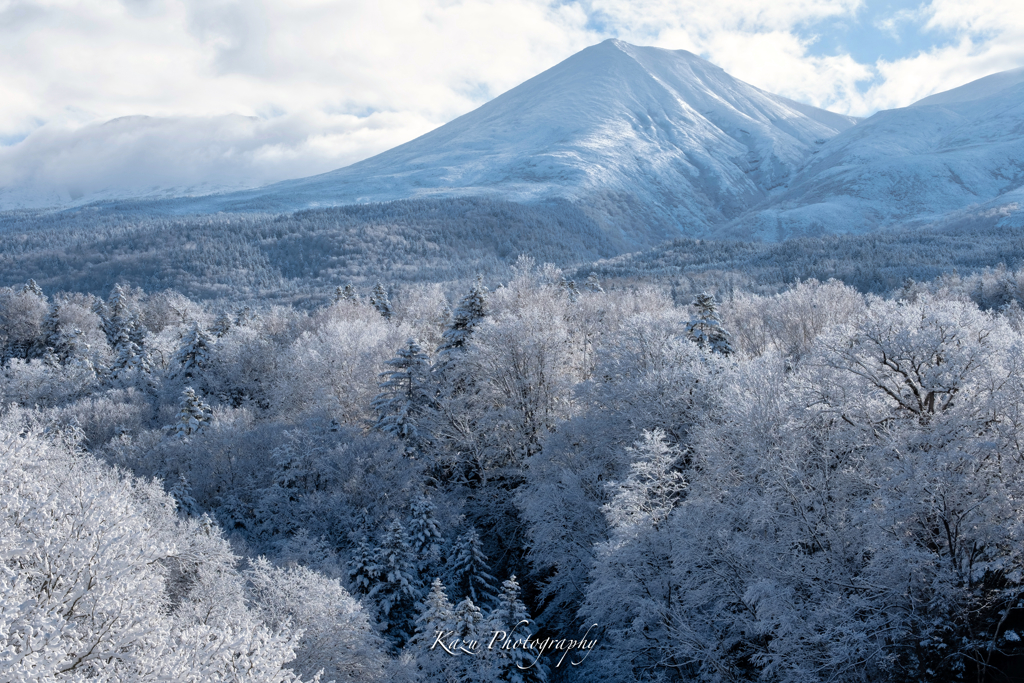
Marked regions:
[720,67,1024,241]
[196,40,857,245]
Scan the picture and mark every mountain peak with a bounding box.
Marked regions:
[201,40,857,245]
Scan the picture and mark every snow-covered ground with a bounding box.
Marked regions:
[718,67,1024,240]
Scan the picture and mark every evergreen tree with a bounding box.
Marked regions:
[449,528,498,606]
[22,279,44,298]
[686,291,733,355]
[163,387,212,438]
[335,283,358,303]
[370,281,393,320]
[414,578,455,644]
[106,284,138,344]
[171,322,213,381]
[408,494,444,569]
[372,338,434,456]
[109,330,151,385]
[412,578,457,682]
[488,576,547,683]
[558,276,579,303]
[348,536,382,596]
[169,474,201,517]
[210,312,233,338]
[235,306,257,327]
[438,281,487,359]
[369,519,421,644]
[584,272,604,293]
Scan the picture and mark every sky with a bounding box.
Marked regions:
[1,0,1022,203]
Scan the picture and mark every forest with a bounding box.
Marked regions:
[6,200,1024,681]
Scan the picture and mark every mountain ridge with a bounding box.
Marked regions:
[167,39,858,247]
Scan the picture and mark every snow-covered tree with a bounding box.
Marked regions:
[408,494,444,569]
[487,575,548,683]
[0,411,312,683]
[412,578,457,680]
[171,321,213,381]
[369,519,422,643]
[335,283,358,303]
[164,387,212,438]
[437,280,487,363]
[372,338,434,456]
[370,281,393,320]
[210,312,233,338]
[247,557,386,682]
[449,528,498,606]
[686,291,733,355]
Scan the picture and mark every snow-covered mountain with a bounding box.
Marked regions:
[720,67,1024,240]
[198,39,857,245]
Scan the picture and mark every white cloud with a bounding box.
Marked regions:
[860,1,1024,112]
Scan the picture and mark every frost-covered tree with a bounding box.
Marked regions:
[372,338,434,456]
[487,575,547,683]
[449,528,498,606]
[247,557,386,682]
[686,291,733,355]
[370,281,393,320]
[603,429,687,529]
[408,494,444,569]
[164,387,212,438]
[412,578,457,680]
[437,280,487,363]
[171,321,213,381]
[335,283,358,303]
[109,329,151,386]
[210,312,233,338]
[369,519,422,644]
[0,411,312,683]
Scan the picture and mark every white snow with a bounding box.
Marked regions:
[183,39,857,244]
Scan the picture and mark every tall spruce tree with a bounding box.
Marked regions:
[372,338,434,456]
[449,528,498,606]
[686,292,733,355]
[163,387,212,438]
[370,281,393,320]
[171,322,213,381]
[438,281,487,361]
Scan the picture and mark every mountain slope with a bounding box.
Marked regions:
[720,67,1024,240]
[193,40,856,246]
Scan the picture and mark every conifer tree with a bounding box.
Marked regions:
[584,272,604,293]
[335,283,358,303]
[686,291,733,355]
[558,276,579,302]
[109,330,151,385]
[169,474,201,517]
[210,312,233,338]
[449,528,498,606]
[370,281,393,320]
[488,576,547,683]
[414,578,455,643]
[372,338,434,455]
[369,519,421,643]
[408,494,444,569]
[164,387,212,438]
[171,321,213,380]
[348,536,382,596]
[438,281,487,360]
[22,279,44,298]
[412,578,458,681]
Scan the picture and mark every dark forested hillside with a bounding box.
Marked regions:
[0,197,619,302]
